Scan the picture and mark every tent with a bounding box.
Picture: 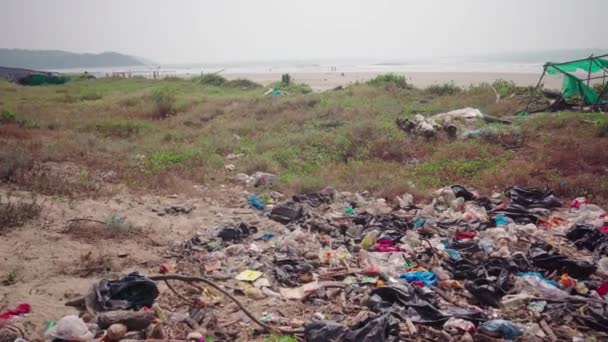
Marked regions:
[522,54,608,115]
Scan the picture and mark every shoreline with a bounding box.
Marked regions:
[223,71,563,91]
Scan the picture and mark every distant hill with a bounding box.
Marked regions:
[0,49,148,69]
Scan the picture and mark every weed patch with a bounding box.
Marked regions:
[145,150,195,174]
[0,194,42,233]
[0,145,33,181]
[92,119,151,138]
[367,73,412,89]
[152,86,178,118]
[197,74,227,86]
[80,89,103,101]
[1,108,16,123]
[225,78,261,89]
[426,81,462,96]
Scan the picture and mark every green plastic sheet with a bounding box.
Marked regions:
[546,58,608,75]
[561,73,601,105]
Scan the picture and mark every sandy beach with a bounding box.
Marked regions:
[224,71,563,91]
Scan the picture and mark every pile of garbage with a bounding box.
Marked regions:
[396,107,512,141]
[5,185,608,341]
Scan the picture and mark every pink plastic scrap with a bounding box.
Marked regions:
[375,240,400,252]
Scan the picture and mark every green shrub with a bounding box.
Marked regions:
[152,86,178,118]
[281,73,291,86]
[225,78,262,89]
[198,74,227,86]
[367,73,412,89]
[492,79,517,98]
[145,150,194,173]
[1,109,16,123]
[426,81,462,96]
[92,119,151,138]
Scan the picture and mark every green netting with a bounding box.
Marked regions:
[546,58,608,75]
[562,73,603,105]
[18,74,69,86]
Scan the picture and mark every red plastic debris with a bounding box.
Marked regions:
[596,282,608,298]
[454,231,476,240]
[0,303,31,320]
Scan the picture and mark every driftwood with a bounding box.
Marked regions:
[97,310,155,330]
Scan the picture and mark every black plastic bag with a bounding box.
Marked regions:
[451,185,475,201]
[528,242,596,278]
[576,306,608,332]
[92,272,158,311]
[504,186,562,209]
[273,255,314,287]
[566,223,608,260]
[304,314,399,342]
[269,201,304,224]
[368,284,486,324]
[217,222,258,242]
[491,204,541,224]
[293,188,335,208]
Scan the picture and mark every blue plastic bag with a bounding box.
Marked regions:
[400,271,437,287]
[445,249,462,261]
[517,271,557,287]
[248,195,266,210]
[480,319,523,340]
[494,215,509,226]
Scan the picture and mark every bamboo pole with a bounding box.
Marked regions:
[522,65,547,115]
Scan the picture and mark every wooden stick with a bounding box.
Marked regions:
[539,319,557,342]
[148,274,303,334]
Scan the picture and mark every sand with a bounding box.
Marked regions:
[224,71,563,91]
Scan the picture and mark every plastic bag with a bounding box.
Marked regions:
[45,315,93,342]
[304,314,399,342]
[480,319,523,340]
[400,271,438,287]
[91,272,158,312]
[217,222,258,242]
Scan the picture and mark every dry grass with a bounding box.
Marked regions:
[0,194,42,233]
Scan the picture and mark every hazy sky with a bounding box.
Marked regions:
[2,0,607,63]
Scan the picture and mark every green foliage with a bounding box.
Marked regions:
[492,79,517,97]
[145,150,194,174]
[281,73,291,86]
[225,78,262,89]
[79,88,103,101]
[426,81,462,96]
[92,119,151,138]
[414,156,508,188]
[0,194,42,232]
[265,336,296,342]
[152,86,178,118]
[197,74,228,86]
[367,73,412,89]
[0,109,16,123]
[3,270,16,285]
